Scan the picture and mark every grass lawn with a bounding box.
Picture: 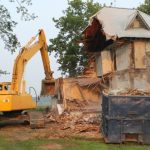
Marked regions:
[0,136,150,150]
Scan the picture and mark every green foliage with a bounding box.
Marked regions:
[0,0,36,52]
[9,0,37,21]
[138,0,150,15]
[49,0,101,76]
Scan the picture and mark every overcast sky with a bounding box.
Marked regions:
[0,0,145,95]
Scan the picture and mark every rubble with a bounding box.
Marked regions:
[54,77,101,110]
[45,107,101,138]
[107,88,150,96]
[65,99,88,111]
[118,89,150,96]
[42,60,102,139]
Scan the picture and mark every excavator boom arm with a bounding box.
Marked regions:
[11,29,53,94]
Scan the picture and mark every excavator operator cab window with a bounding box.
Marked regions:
[0,84,2,91]
[4,85,8,90]
[3,84,11,91]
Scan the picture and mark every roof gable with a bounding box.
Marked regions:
[126,11,150,30]
[82,7,150,53]
[85,7,150,38]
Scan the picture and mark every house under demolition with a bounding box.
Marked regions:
[82,7,150,144]
[83,7,150,92]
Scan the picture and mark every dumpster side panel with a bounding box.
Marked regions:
[102,94,150,144]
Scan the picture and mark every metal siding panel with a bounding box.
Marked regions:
[107,120,121,143]
[123,120,142,134]
[109,96,150,117]
[143,121,150,144]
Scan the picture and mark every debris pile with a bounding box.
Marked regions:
[107,88,150,96]
[76,75,111,93]
[44,82,101,139]
[118,89,150,96]
[45,108,101,138]
[65,99,88,111]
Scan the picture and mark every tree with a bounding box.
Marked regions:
[0,0,36,53]
[0,0,36,74]
[49,0,101,76]
[138,0,150,15]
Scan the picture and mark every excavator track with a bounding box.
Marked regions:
[27,111,45,129]
[0,111,45,129]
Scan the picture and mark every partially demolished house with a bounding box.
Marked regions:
[54,70,101,111]
[82,7,150,144]
[42,57,101,111]
[83,7,150,92]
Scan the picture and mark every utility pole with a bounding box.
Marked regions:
[110,0,116,7]
[0,70,9,75]
[114,0,116,7]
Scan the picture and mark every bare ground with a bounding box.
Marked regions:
[0,121,101,142]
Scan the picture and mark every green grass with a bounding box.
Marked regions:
[51,139,150,150]
[0,136,50,150]
[0,136,150,150]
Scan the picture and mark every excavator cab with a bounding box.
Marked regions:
[0,82,11,92]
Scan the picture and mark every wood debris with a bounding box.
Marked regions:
[66,99,88,111]
[109,88,150,96]
[45,109,100,135]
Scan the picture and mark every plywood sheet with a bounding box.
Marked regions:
[146,41,150,52]
[116,44,131,71]
[95,53,102,76]
[101,50,112,75]
[110,72,130,90]
[134,41,146,68]
[134,74,150,91]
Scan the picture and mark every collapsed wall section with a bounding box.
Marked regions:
[94,39,150,92]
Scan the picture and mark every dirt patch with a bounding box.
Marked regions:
[0,115,102,142]
[45,107,102,140]
[0,125,33,141]
[41,143,62,150]
[0,101,102,142]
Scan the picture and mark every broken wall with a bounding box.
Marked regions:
[95,39,150,91]
[55,78,101,110]
[62,78,100,101]
[110,69,150,91]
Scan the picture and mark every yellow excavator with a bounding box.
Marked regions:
[0,29,55,128]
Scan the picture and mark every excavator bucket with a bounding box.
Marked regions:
[40,79,55,96]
